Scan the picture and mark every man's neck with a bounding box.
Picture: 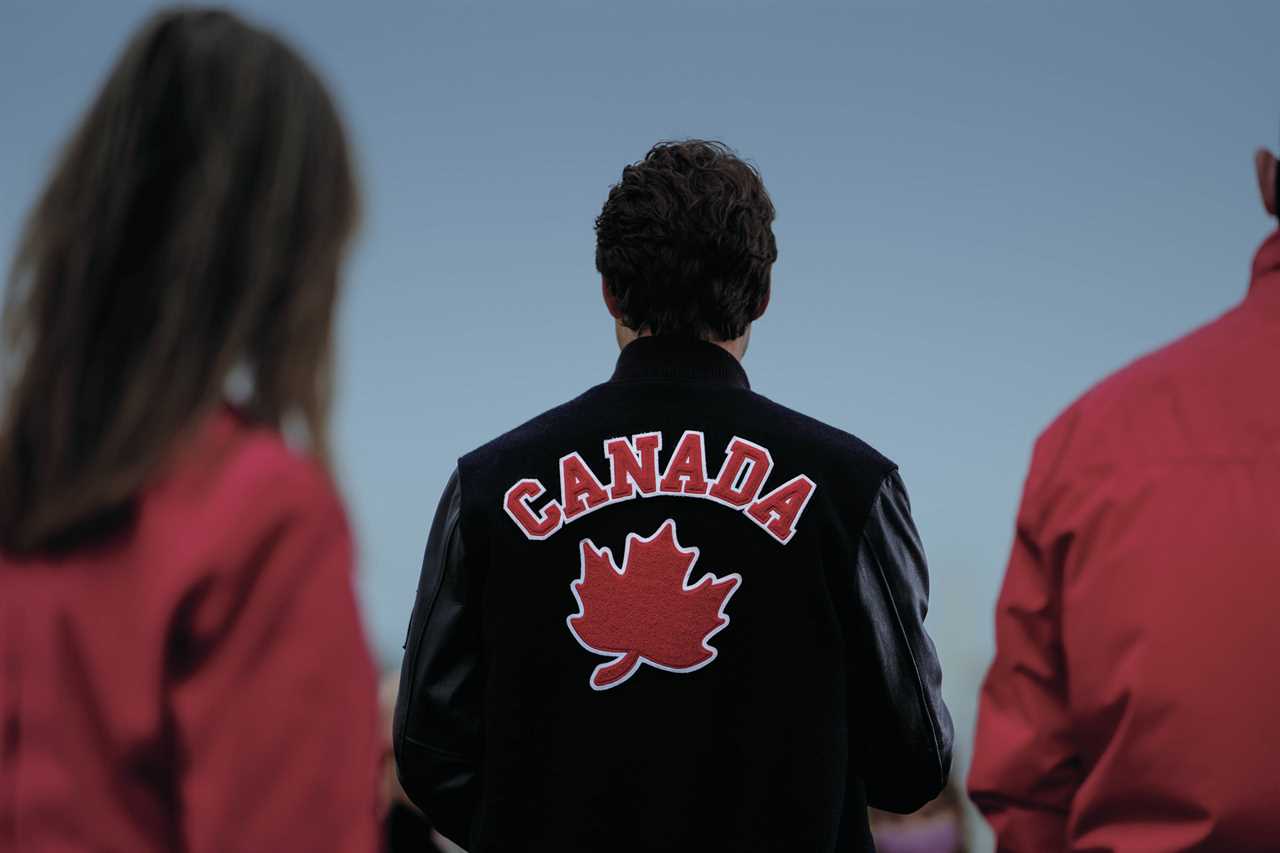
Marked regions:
[711,336,747,362]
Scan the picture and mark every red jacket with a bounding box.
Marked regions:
[969,231,1280,851]
[0,407,380,853]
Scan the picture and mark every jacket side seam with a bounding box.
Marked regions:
[402,733,477,762]
[396,478,462,759]
[861,480,946,789]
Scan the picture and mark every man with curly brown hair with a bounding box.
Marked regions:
[395,140,953,853]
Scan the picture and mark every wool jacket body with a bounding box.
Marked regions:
[396,337,953,853]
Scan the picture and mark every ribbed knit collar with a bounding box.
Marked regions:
[609,336,751,390]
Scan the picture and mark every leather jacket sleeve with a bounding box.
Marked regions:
[846,470,954,813]
[393,470,481,847]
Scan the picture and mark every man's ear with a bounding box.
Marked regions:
[602,278,623,319]
[753,285,771,321]
[1255,148,1278,217]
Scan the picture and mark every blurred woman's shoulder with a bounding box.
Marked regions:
[136,404,352,586]
[157,403,344,514]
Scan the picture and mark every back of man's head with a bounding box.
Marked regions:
[595,140,778,342]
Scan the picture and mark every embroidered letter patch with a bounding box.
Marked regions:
[503,431,816,544]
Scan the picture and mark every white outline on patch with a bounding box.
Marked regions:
[566,518,742,691]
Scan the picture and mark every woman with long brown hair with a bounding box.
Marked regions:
[0,9,378,851]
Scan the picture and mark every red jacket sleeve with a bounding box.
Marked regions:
[968,423,1083,852]
[168,471,381,853]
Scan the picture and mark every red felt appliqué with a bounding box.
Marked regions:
[567,519,742,690]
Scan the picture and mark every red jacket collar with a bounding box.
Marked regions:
[1249,228,1280,298]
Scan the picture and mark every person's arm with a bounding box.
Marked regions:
[844,469,954,813]
[968,435,1080,852]
[393,470,482,848]
[170,476,380,853]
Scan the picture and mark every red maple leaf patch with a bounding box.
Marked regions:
[567,519,742,690]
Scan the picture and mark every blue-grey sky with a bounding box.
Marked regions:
[4,2,1278,845]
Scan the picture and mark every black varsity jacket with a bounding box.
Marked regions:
[394,336,953,853]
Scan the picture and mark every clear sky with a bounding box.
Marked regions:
[4,2,1278,846]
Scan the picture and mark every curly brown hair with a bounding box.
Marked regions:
[594,140,778,341]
